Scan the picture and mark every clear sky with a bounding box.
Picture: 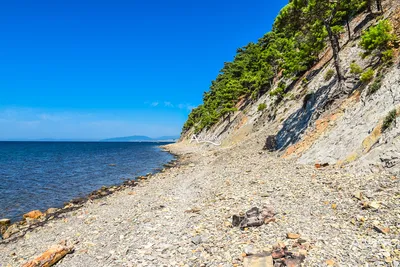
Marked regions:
[0,0,287,140]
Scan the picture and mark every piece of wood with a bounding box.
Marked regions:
[22,244,73,267]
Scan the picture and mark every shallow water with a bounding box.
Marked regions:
[0,141,174,222]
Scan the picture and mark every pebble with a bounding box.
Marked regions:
[0,143,398,267]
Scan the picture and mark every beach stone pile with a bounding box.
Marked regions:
[0,140,399,266]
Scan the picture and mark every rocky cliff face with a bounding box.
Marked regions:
[181,1,400,175]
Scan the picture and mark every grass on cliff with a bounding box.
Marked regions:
[258,103,267,112]
[382,109,397,132]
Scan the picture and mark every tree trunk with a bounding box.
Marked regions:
[346,19,351,41]
[376,0,382,12]
[324,21,343,82]
[367,0,372,13]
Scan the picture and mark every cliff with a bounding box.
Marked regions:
[181,0,400,176]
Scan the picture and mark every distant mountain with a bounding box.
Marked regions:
[101,135,179,142]
[155,135,180,141]
[102,135,153,142]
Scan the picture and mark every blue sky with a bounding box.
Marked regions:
[0,0,287,140]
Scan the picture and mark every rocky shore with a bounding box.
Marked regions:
[0,139,399,266]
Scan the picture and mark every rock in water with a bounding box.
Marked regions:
[0,218,11,236]
[0,218,11,225]
[23,210,43,220]
[46,208,59,214]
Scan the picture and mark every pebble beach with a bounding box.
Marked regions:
[0,139,399,266]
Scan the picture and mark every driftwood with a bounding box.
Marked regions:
[22,244,74,267]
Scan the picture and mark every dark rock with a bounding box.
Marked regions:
[232,215,245,227]
[232,206,275,229]
[263,135,277,151]
[315,163,329,169]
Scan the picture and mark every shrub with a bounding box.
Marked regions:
[350,62,363,75]
[360,20,396,53]
[360,68,374,83]
[367,74,383,95]
[367,80,381,95]
[382,109,397,132]
[258,103,267,112]
[382,49,394,63]
[324,69,335,81]
[269,87,284,97]
[269,82,286,99]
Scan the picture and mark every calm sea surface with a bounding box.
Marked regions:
[0,141,174,222]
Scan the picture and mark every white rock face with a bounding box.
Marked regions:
[299,66,400,174]
[182,4,400,175]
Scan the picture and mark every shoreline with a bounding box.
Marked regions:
[0,141,398,266]
[0,146,181,242]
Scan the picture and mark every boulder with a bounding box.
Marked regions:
[23,210,43,220]
[263,135,277,151]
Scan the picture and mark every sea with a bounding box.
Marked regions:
[0,141,174,222]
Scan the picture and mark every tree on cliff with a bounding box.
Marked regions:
[182,0,370,134]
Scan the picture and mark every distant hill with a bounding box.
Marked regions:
[101,135,179,142]
[102,135,153,142]
[156,135,180,141]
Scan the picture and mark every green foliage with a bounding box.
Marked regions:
[324,69,335,81]
[269,82,286,99]
[360,68,374,83]
[382,109,397,132]
[367,74,383,95]
[360,20,396,55]
[382,49,394,63]
[350,62,363,74]
[257,103,267,112]
[181,0,369,133]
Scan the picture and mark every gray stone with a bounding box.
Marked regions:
[191,235,202,245]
